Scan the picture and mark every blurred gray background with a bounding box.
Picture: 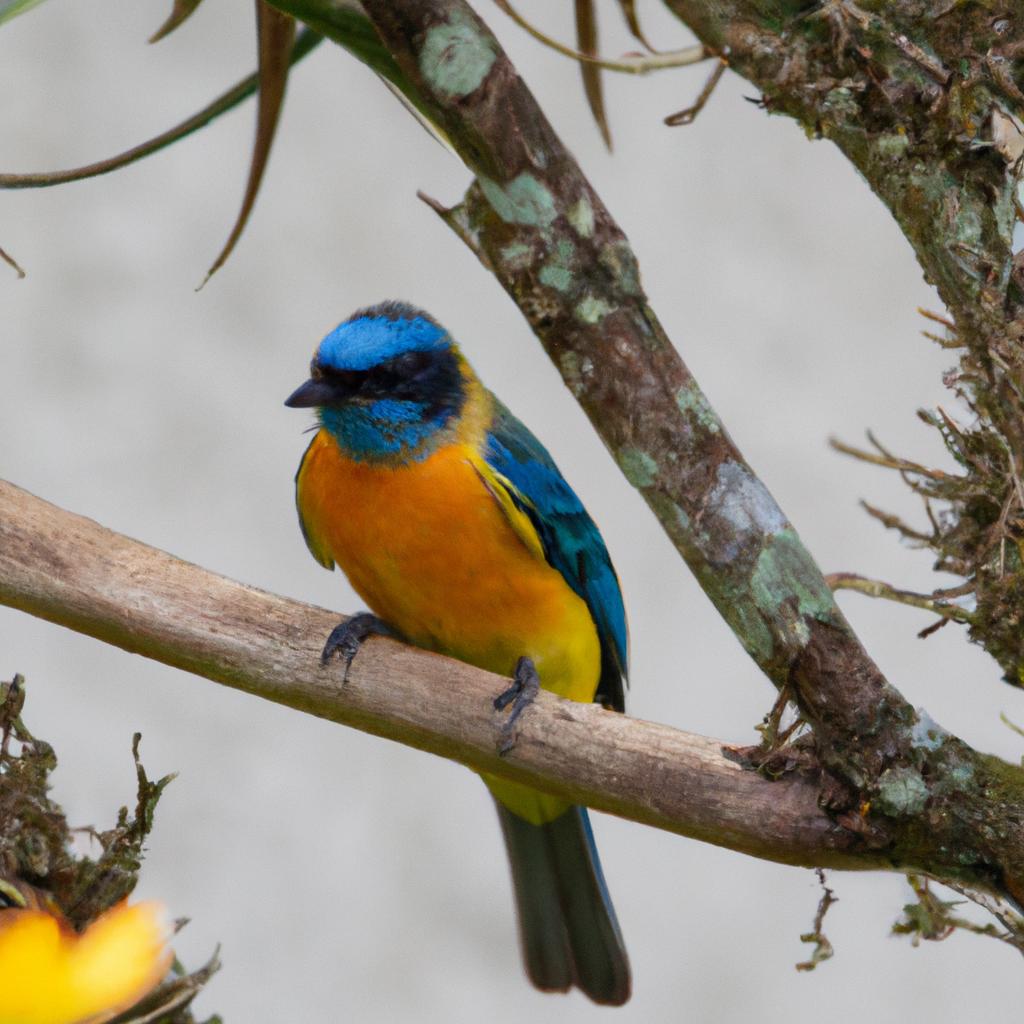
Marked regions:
[3,1,1024,1020]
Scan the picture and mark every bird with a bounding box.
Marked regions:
[285,300,630,1005]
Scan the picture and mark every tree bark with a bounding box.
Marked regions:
[5,477,1024,908]
[0,477,867,870]
[253,0,1024,909]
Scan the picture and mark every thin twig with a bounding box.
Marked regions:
[1000,712,1024,741]
[795,869,837,971]
[825,573,975,624]
[921,329,963,349]
[830,436,953,480]
[0,244,25,278]
[860,500,934,543]
[492,0,708,73]
[664,57,727,125]
[916,308,955,330]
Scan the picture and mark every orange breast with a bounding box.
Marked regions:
[296,429,601,701]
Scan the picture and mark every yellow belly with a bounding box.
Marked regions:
[297,429,601,703]
[298,430,601,824]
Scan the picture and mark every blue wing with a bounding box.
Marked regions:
[484,396,628,711]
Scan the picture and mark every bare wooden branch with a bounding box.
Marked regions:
[0,478,872,870]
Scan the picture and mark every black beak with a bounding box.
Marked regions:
[284,378,339,408]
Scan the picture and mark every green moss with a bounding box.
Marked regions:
[729,599,775,666]
[419,9,496,100]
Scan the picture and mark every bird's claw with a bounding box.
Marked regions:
[321,612,393,681]
[494,656,540,756]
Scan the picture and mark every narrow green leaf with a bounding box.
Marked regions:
[575,0,611,150]
[149,0,205,44]
[199,1,296,288]
[0,29,321,191]
[0,0,47,28]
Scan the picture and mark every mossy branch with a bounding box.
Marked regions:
[237,0,1024,912]
[657,0,1024,687]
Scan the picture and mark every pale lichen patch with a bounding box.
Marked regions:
[419,10,497,100]
[576,295,612,323]
[676,385,720,433]
[540,263,573,292]
[875,766,929,817]
[617,447,658,488]
[568,195,595,238]
[750,530,837,646]
[706,462,788,561]
[539,238,577,292]
[911,709,951,751]
[599,241,642,295]
[479,173,557,228]
[500,242,533,270]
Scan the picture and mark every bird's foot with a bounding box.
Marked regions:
[494,656,540,756]
[320,612,394,681]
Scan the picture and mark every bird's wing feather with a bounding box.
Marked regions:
[482,396,628,710]
[295,433,336,570]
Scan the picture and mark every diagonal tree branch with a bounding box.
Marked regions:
[263,0,888,793]
[0,478,869,870]
[249,0,1024,908]
[5,0,1024,934]
[657,0,1024,687]
[267,0,926,829]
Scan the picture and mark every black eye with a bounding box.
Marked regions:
[321,367,366,391]
[393,351,430,374]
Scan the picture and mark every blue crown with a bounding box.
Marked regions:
[316,301,450,372]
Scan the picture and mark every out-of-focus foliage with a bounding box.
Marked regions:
[0,675,220,1023]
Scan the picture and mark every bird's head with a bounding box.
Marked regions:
[285,301,470,463]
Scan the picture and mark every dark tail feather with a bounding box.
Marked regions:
[495,801,631,1005]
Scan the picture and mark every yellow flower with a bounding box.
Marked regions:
[0,900,172,1024]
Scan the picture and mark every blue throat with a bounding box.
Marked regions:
[319,399,454,463]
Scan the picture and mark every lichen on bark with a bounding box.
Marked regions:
[661,0,1024,690]
[337,0,1024,917]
